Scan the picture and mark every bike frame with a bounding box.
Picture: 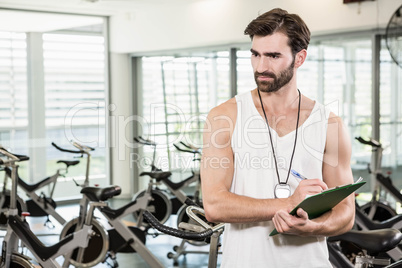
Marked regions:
[356,137,402,212]
[3,165,66,225]
[65,186,165,268]
[0,147,93,268]
[1,141,90,227]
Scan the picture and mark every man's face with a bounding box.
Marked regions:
[250,33,296,93]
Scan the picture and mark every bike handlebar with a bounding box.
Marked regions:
[52,141,94,154]
[142,210,213,240]
[355,136,381,148]
[173,141,201,155]
[134,136,201,155]
[71,141,95,152]
[134,136,157,146]
[52,142,84,154]
[0,147,30,164]
[142,198,224,241]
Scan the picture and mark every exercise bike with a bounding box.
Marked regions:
[0,145,95,268]
[0,142,82,228]
[355,137,402,221]
[328,228,402,268]
[342,198,402,262]
[54,138,165,267]
[59,183,167,268]
[132,136,202,230]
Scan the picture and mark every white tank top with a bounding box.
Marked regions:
[221,91,332,268]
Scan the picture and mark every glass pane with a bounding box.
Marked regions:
[0,31,29,176]
[42,31,107,197]
[380,37,402,192]
[0,32,28,127]
[236,50,255,95]
[141,53,230,174]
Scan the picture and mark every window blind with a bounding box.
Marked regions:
[0,31,28,128]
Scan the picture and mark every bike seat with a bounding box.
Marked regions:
[140,171,172,180]
[57,160,80,167]
[328,229,402,255]
[81,185,121,202]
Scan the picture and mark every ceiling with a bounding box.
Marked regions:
[0,0,200,32]
[0,0,198,16]
[0,10,104,32]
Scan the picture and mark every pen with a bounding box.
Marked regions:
[290,169,308,180]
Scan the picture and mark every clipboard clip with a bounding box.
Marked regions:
[355,177,363,184]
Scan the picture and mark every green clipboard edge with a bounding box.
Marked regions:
[269,180,366,236]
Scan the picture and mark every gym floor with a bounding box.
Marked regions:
[0,198,221,268]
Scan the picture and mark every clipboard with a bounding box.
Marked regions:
[269,179,366,236]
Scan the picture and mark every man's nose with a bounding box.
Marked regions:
[256,57,269,73]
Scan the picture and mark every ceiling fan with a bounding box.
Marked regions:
[386,4,402,68]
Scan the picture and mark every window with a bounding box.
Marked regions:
[140,53,230,179]
[0,31,29,177]
[380,38,402,188]
[0,14,108,200]
[43,32,107,186]
[236,50,255,95]
[299,39,373,173]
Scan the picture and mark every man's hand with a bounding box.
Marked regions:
[272,179,328,235]
[288,179,328,208]
[272,208,315,236]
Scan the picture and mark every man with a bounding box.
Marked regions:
[201,8,355,267]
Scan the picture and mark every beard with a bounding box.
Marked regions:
[254,59,295,93]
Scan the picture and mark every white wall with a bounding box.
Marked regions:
[109,0,402,54]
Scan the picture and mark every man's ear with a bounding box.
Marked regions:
[294,49,307,68]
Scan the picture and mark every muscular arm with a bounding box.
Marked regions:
[272,113,355,236]
[201,101,327,223]
[314,113,355,235]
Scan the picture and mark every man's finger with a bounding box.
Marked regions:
[297,208,308,219]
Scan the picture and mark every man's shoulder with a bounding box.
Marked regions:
[205,97,238,131]
[327,111,342,125]
[208,97,237,118]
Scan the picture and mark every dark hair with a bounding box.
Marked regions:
[244,8,311,56]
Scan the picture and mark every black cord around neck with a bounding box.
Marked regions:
[257,89,301,185]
